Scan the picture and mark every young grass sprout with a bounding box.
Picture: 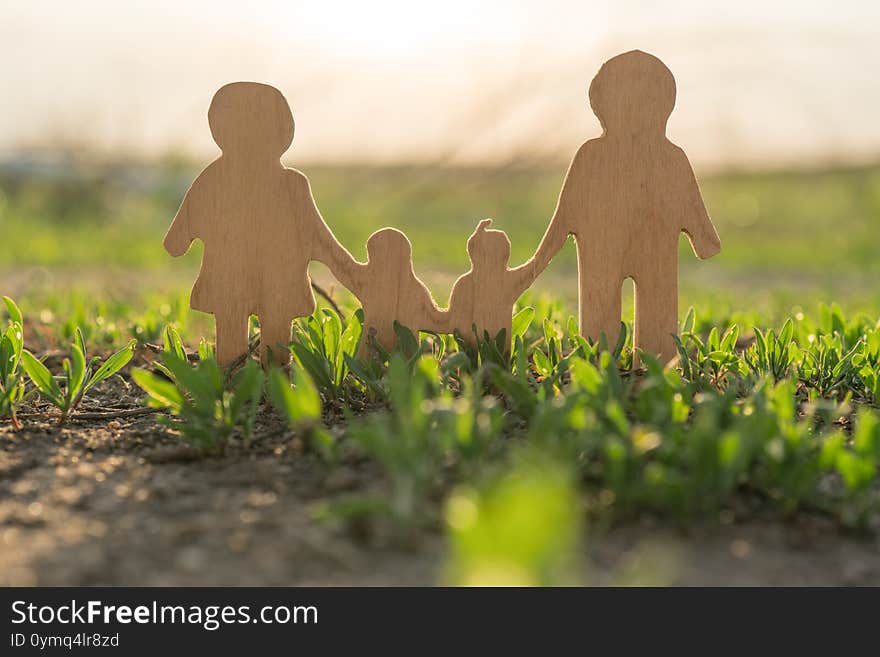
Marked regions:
[1,297,26,429]
[132,334,263,453]
[20,327,135,425]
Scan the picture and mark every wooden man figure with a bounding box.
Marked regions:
[331,228,445,356]
[443,219,539,350]
[163,82,357,367]
[530,50,721,364]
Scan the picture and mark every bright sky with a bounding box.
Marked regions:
[2,0,879,167]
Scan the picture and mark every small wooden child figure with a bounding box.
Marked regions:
[443,219,539,350]
[163,82,357,366]
[331,228,445,356]
[530,50,721,365]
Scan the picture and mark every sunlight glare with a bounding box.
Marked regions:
[289,0,518,58]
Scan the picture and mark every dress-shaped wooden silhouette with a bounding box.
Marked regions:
[164,82,357,366]
[443,219,539,350]
[530,50,721,365]
[331,228,445,356]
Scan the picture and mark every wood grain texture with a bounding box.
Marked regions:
[530,50,721,365]
[443,219,538,350]
[331,228,445,356]
[163,82,357,366]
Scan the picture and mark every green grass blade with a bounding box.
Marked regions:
[131,368,184,409]
[2,297,23,326]
[511,307,535,341]
[21,350,64,406]
[68,342,87,400]
[85,339,136,391]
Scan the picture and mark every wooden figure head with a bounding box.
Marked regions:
[208,82,294,159]
[589,50,676,137]
[467,218,511,270]
[366,227,412,264]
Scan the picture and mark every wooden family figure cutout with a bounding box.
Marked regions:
[530,50,720,365]
[163,82,357,366]
[165,50,719,369]
[327,219,539,355]
[330,227,444,356]
[442,219,540,350]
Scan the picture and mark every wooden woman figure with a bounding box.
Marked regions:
[530,50,721,364]
[443,219,539,351]
[163,82,357,366]
[331,228,445,356]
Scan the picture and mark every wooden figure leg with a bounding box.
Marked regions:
[215,312,248,367]
[633,277,678,366]
[580,277,624,351]
[259,313,292,367]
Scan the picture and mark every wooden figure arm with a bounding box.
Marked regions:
[305,194,366,295]
[422,294,451,334]
[531,208,570,274]
[531,148,587,271]
[507,258,543,298]
[679,159,721,259]
[319,238,366,296]
[164,190,196,257]
[410,272,449,333]
[436,284,463,337]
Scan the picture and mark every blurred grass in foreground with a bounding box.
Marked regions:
[445,453,582,586]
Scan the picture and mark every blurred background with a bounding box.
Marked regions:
[2,0,879,320]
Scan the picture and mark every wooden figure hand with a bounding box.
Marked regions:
[509,257,543,294]
[163,222,192,257]
[677,154,721,260]
[692,227,721,260]
[325,248,364,296]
